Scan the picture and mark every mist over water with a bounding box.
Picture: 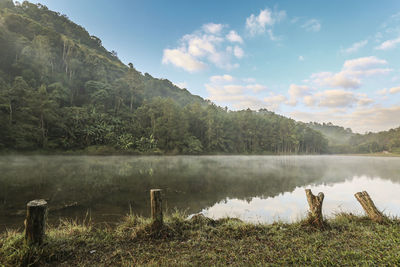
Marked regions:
[1,155,400,231]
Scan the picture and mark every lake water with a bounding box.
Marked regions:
[1,155,400,232]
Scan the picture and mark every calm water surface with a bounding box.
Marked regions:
[1,155,399,231]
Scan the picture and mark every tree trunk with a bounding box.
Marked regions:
[25,199,47,245]
[305,189,325,228]
[9,102,12,124]
[150,189,163,230]
[354,191,384,222]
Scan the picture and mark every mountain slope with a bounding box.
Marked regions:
[0,1,329,153]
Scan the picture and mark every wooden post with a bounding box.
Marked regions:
[355,191,384,223]
[25,199,47,245]
[150,189,163,230]
[305,189,325,228]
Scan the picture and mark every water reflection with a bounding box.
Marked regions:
[0,155,400,231]
[202,176,400,223]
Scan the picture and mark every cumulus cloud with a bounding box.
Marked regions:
[206,75,276,110]
[162,48,206,72]
[389,86,400,94]
[291,105,400,133]
[246,84,268,93]
[163,23,244,71]
[341,40,368,54]
[264,94,287,110]
[375,36,400,50]
[287,84,311,106]
[210,74,234,83]
[301,19,321,32]
[302,89,373,108]
[311,56,392,89]
[202,23,224,34]
[311,72,361,89]
[233,46,244,58]
[343,56,387,70]
[245,8,286,38]
[226,30,243,43]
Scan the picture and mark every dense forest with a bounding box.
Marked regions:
[0,0,398,154]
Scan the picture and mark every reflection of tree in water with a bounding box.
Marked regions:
[1,155,400,230]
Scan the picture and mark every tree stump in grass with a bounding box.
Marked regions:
[355,191,384,223]
[150,189,163,230]
[305,189,325,228]
[25,199,47,245]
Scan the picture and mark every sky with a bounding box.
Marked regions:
[29,0,400,133]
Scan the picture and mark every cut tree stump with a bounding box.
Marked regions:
[305,189,325,228]
[355,191,385,223]
[150,189,163,230]
[25,199,47,245]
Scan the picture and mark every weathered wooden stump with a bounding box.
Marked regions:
[305,189,325,228]
[25,199,47,245]
[355,191,385,223]
[150,189,163,230]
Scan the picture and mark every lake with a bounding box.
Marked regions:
[1,155,400,232]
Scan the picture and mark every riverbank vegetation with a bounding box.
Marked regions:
[1,1,400,155]
[1,212,400,266]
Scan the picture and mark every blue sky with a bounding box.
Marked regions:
[30,0,400,132]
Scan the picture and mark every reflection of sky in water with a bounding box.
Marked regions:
[201,176,400,223]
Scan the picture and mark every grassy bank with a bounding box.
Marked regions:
[1,213,400,266]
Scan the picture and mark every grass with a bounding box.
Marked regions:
[1,212,400,266]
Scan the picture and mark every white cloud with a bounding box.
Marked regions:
[162,48,206,72]
[202,23,224,34]
[343,56,387,70]
[263,94,287,110]
[233,46,244,58]
[303,95,316,106]
[246,9,274,36]
[291,105,400,133]
[210,74,234,83]
[311,56,392,89]
[341,40,368,54]
[287,84,311,106]
[245,8,286,37]
[302,19,321,32]
[226,30,243,43]
[311,72,361,89]
[303,90,373,108]
[246,84,267,93]
[206,76,274,110]
[185,34,222,57]
[376,88,388,95]
[389,86,400,94]
[311,90,358,108]
[163,23,244,71]
[375,36,400,50]
[298,55,305,61]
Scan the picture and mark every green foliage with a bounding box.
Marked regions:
[1,213,400,266]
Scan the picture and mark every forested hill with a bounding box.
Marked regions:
[308,122,400,154]
[0,0,329,154]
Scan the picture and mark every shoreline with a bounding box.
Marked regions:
[0,149,399,157]
[1,212,399,266]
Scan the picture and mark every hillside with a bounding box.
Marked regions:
[307,122,400,154]
[0,0,329,154]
